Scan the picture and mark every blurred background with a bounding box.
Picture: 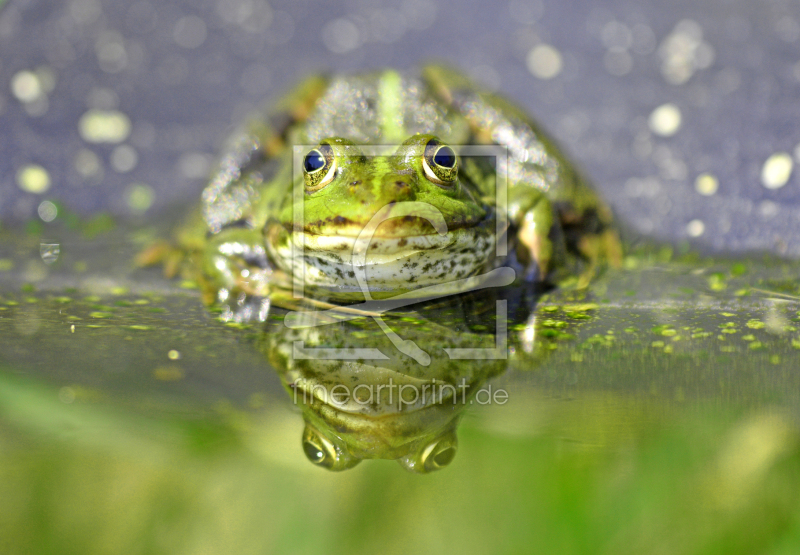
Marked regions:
[1,0,800,253]
[3,1,800,554]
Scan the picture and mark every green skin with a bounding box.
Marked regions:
[260,295,507,473]
[173,66,618,470]
[277,137,484,237]
[190,65,617,312]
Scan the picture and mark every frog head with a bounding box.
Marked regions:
[260,295,508,473]
[298,399,461,473]
[266,134,498,300]
[293,134,485,235]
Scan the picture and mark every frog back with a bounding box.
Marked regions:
[292,70,471,146]
[201,66,613,243]
[201,70,471,234]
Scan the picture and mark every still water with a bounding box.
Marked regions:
[1,225,799,554]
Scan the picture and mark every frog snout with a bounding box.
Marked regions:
[383,175,417,201]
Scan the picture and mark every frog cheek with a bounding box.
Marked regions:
[397,432,458,473]
[301,425,361,471]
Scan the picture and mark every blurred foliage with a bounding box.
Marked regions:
[1,370,799,555]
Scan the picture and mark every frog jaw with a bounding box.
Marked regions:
[265,218,496,299]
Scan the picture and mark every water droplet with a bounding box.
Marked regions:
[95,30,128,73]
[40,243,60,265]
[322,18,361,54]
[258,297,271,321]
[508,0,544,24]
[649,103,682,136]
[37,200,58,222]
[173,15,208,49]
[526,44,563,80]
[78,109,132,144]
[11,70,42,103]
[686,219,705,237]
[125,182,154,213]
[601,20,632,51]
[178,152,212,179]
[75,148,103,179]
[17,164,51,193]
[695,173,719,196]
[761,152,793,189]
[603,50,633,76]
[110,144,138,173]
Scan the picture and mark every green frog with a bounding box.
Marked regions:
[148,65,619,316]
[260,291,513,472]
[259,284,590,473]
[138,66,617,470]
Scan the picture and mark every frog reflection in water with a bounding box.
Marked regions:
[148,66,619,470]
[261,292,514,473]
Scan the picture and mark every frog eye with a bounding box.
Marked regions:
[301,425,361,471]
[422,139,458,185]
[397,433,458,473]
[420,437,458,472]
[302,435,333,468]
[303,143,336,192]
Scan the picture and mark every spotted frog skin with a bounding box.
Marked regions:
[261,291,509,473]
[182,65,619,313]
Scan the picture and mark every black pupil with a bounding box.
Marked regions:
[433,146,456,168]
[304,150,326,173]
[433,446,456,467]
[303,441,325,463]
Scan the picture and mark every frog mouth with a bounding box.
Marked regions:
[270,228,497,298]
[297,225,480,255]
[290,374,464,459]
[291,212,489,239]
[265,212,501,298]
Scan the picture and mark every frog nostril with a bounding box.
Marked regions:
[350,180,361,186]
[383,175,415,198]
